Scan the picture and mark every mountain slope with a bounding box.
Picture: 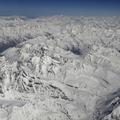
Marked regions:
[0,16,120,120]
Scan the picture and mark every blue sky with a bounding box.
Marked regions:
[0,0,120,17]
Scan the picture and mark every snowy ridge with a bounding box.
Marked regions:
[0,16,120,120]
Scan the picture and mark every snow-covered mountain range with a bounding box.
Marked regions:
[0,16,120,120]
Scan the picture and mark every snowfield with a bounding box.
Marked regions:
[0,16,120,120]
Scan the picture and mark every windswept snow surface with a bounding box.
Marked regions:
[0,16,120,120]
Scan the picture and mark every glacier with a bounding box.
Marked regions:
[0,16,120,120]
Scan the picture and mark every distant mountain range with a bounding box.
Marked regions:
[0,16,120,120]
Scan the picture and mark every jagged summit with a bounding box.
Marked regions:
[0,16,120,120]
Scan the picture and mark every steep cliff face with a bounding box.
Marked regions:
[0,16,120,120]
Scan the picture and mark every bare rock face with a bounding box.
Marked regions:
[0,16,120,120]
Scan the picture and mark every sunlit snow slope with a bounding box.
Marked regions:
[0,16,120,120]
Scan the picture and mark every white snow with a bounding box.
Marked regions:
[0,16,120,120]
